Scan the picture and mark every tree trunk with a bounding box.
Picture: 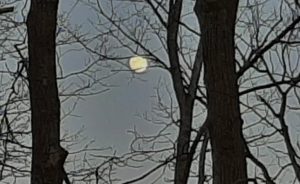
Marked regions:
[27,0,68,183]
[166,1,198,184]
[195,0,247,183]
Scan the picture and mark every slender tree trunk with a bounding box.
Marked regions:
[166,1,199,184]
[27,0,68,183]
[195,0,247,183]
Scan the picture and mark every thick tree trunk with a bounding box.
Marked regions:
[27,0,68,183]
[195,0,247,184]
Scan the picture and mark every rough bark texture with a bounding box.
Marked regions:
[195,0,247,183]
[27,0,68,183]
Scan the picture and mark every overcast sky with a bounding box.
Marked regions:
[2,0,299,183]
[57,0,174,152]
[57,1,300,183]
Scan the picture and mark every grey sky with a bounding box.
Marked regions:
[58,0,300,183]
[1,0,300,183]
[58,0,175,152]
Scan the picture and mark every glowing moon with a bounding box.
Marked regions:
[129,56,148,73]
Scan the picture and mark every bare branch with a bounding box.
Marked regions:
[0,7,14,15]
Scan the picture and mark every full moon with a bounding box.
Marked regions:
[129,56,148,73]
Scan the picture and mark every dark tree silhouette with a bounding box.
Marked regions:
[194,0,247,183]
[27,0,68,183]
[1,0,300,183]
[78,0,300,183]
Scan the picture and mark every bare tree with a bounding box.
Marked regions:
[193,0,247,183]
[2,0,300,183]
[27,0,68,183]
[0,1,114,183]
[77,0,300,183]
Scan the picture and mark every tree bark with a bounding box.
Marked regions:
[166,1,203,184]
[166,1,192,183]
[195,0,247,183]
[27,0,68,183]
